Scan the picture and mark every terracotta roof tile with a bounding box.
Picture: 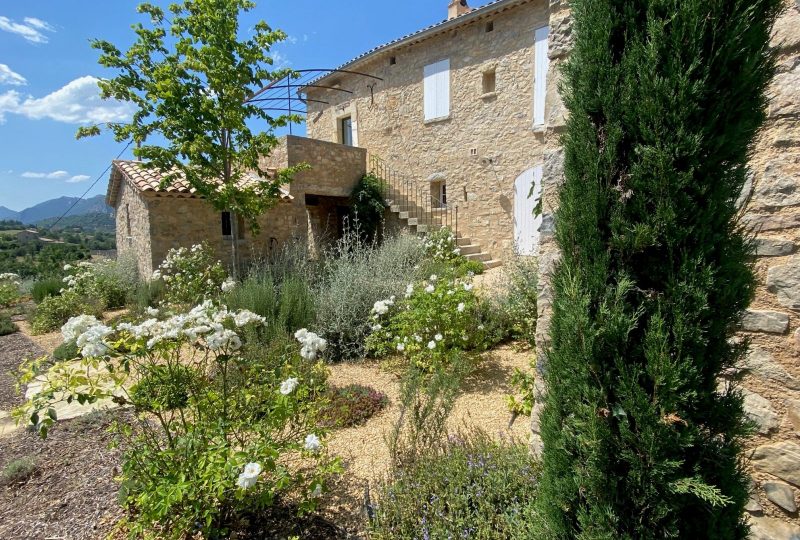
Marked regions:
[107,160,292,206]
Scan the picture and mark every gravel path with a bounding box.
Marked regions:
[0,332,46,410]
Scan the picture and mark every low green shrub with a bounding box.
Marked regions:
[130,279,165,313]
[30,291,102,335]
[0,457,38,487]
[0,312,18,336]
[500,257,538,345]
[224,271,316,344]
[366,274,500,372]
[319,384,388,428]
[314,232,427,361]
[62,256,139,310]
[456,258,485,277]
[0,274,21,308]
[31,277,63,303]
[349,173,388,242]
[53,339,80,361]
[371,433,538,540]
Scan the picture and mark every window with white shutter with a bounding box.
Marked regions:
[424,59,450,121]
[533,26,550,127]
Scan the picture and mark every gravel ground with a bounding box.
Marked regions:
[0,411,126,540]
[0,332,46,410]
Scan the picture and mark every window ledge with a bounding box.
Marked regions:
[479,91,497,100]
[424,115,451,125]
[532,123,546,133]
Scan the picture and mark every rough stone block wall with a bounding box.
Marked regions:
[114,180,154,278]
[146,194,304,272]
[305,0,551,259]
[534,1,800,536]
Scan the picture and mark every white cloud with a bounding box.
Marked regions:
[271,51,291,69]
[23,17,54,32]
[0,64,26,86]
[67,175,90,183]
[0,76,134,124]
[22,170,68,179]
[0,15,55,44]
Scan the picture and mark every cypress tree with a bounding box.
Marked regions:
[534,1,782,538]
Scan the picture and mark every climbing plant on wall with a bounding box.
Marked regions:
[534,0,781,538]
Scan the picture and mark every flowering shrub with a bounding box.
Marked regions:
[0,272,21,308]
[151,243,228,306]
[366,274,496,372]
[313,232,427,361]
[60,258,137,310]
[30,291,102,335]
[423,228,463,264]
[371,433,538,539]
[15,303,339,539]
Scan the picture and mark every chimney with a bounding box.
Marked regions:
[448,0,471,20]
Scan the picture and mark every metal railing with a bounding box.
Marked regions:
[368,154,459,239]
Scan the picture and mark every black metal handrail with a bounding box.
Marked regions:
[368,153,459,239]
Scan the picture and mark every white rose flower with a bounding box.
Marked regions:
[457,303,465,313]
[151,270,162,280]
[425,284,435,293]
[304,433,322,453]
[405,284,414,298]
[221,278,237,293]
[463,283,474,291]
[430,274,437,281]
[280,377,299,395]
[236,462,262,489]
[427,340,436,350]
[145,306,159,317]
[396,343,405,352]
[435,333,443,341]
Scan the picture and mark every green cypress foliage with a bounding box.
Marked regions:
[534,1,782,538]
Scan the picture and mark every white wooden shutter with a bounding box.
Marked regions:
[424,59,450,120]
[533,26,550,127]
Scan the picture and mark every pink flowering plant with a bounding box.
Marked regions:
[365,274,496,372]
[14,302,338,539]
[150,243,229,306]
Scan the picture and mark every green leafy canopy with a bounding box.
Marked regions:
[78,0,298,231]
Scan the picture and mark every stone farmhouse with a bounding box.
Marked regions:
[108,0,800,533]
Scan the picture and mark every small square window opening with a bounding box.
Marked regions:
[482,69,496,94]
[485,21,494,32]
[389,56,397,65]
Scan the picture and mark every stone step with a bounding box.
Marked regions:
[483,259,503,270]
[466,252,492,263]
[456,237,472,246]
[458,244,482,255]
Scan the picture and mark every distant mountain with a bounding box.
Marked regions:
[35,212,115,233]
[0,206,20,221]
[13,195,112,224]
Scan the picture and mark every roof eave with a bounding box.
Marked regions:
[306,0,530,90]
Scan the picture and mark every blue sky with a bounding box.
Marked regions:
[0,0,451,211]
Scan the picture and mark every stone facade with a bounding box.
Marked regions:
[531,0,800,535]
[111,136,366,277]
[305,0,557,261]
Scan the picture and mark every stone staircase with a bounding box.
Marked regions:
[370,155,502,270]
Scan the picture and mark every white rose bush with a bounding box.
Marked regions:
[366,273,499,372]
[0,272,21,308]
[14,299,339,539]
[150,243,228,306]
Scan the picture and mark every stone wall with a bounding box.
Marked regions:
[533,1,800,536]
[114,179,154,278]
[120,135,368,273]
[145,194,302,273]
[305,0,553,260]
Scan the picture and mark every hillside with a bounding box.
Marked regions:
[0,206,20,221]
[35,212,115,233]
[18,195,112,224]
